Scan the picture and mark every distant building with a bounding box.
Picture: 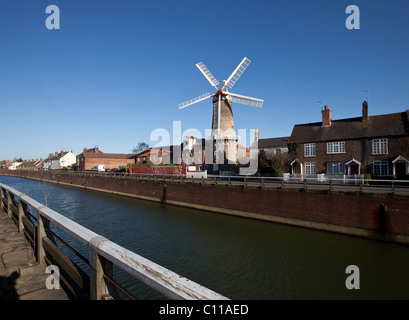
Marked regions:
[76,146,134,171]
[8,161,22,170]
[258,135,290,157]
[17,159,43,170]
[43,151,76,170]
[288,101,409,179]
[136,136,251,173]
[0,160,11,170]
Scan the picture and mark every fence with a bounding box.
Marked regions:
[0,182,228,300]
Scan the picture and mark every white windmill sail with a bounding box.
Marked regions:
[227,92,264,108]
[196,62,219,90]
[222,57,251,90]
[179,92,213,109]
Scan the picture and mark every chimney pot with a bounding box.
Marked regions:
[83,147,87,152]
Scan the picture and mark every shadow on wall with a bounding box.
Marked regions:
[0,272,19,300]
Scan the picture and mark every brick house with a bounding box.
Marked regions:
[76,146,135,171]
[288,101,409,179]
[17,159,43,170]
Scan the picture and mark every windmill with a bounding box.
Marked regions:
[179,57,264,165]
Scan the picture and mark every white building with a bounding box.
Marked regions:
[43,151,76,170]
[9,161,23,170]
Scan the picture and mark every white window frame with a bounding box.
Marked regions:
[372,138,388,155]
[305,162,316,175]
[373,161,389,176]
[327,162,346,174]
[327,141,345,154]
[304,143,316,157]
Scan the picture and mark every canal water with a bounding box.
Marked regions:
[1,175,409,300]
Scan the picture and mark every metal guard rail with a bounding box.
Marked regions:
[0,182,228,300]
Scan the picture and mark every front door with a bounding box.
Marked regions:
[293,162,301,175]
[350,164,359,176]
[396,162,406,179]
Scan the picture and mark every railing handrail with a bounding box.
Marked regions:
[17,169,409,184]
[0,182,228,300]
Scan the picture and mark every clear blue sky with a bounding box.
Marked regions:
[1,0,408,160]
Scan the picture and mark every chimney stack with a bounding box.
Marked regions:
[95,146,99,153]
[362,101,368,121]
[49,153,53,158]
[55,151,58,157]
[255,129,259,142]
[322,105,332,127]
[83,147,88,152]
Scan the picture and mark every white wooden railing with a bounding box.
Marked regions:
[0,183,228,300]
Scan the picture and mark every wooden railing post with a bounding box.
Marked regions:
[17,200,24,232]
[36,213,47,265]
[89,236,111,300]
[7,190,12,218]
[0,188,5,212]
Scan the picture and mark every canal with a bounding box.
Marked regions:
[1,175,409,299]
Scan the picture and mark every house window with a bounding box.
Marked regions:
[304,143,316,157]
[305,162,316,175]
[372,139,388,155]
[327,162,346,174]
[373,161,389,176]
[327,142,345,154]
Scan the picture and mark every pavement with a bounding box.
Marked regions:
[0,209,69,300]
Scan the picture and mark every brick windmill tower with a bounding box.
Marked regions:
[179,57,264,169]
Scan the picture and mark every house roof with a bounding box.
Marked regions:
[18,160,43,168]
[82,153,134,159]
[258,137,290,149]
[46,151,71,161]
[290,110,409,143]
[83,147,104,154]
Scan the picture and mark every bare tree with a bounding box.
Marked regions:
[38,182,54,207]
[132,142,149,154]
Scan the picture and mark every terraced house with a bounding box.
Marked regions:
[289,101,409,179]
